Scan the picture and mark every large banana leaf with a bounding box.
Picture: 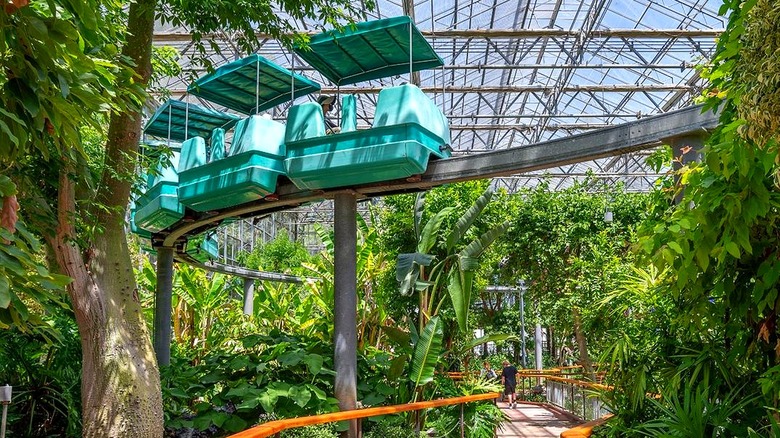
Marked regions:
[413,192,425,241]
[396,252,435,296]
[459,220,512,259]
[445,189,493,252]
[417,207,454,254]
[409,316,443,390]
[448,269,474,333]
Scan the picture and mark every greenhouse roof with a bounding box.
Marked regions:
[152,0,726,192]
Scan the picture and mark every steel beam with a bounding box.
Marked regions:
[168,84,694,97]
[176,254,312,283]
[161,104,718,247]
[154,247,174,367]
[333,192,359,438]
[153,28,723,43]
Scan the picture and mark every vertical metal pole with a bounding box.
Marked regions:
[409,22,413,81]
[334,192,358,438]
[291,55,296,102]
[460,403,465,438]
[1,404,7,438]
[519,289,526,368]
[535,308,543,387]
[184,99,189,140]
[154,247,174,366]
[255,58,260,114]
[243,277,254,315]
[166,104,172,148]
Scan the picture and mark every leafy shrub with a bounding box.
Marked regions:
[0,309,82,437]
[162,330,394,437]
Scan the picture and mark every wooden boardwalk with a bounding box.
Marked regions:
[496,402,581,438]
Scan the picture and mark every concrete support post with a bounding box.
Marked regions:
[154,247,174,367]
[243,278,254,316]
[334,192,358,438]
[671,135,705,204]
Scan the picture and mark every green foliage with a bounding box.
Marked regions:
[240,231,313,273]
[0,309,82,437]
[423,375,506,438]
[162,332,340,435]
[0,176,70,335]
[162,331,393,437]
[0,0,141,162]
[599,0,780,434]
[363,417,423,438]
[410,316,444,392]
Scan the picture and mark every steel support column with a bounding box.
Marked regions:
[334,192,358,438]
[243,278,255,315]
[519,289,527,368]
[154,247,174,367]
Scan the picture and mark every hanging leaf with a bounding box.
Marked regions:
[409,316,443,390]
[418,207,455,254]
[447,269,471,333]
[414,192,425,241]
[446,188,493,252]
[459,220,512,259]
[396,252,435,281]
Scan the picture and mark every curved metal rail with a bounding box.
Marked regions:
[156,104,719,260]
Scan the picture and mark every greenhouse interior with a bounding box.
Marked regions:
[3,0,780,437]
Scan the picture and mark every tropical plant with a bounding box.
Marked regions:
[303,215,390,349]
[0,310,82,437]
[2,0,369,434]
[396,189,511,335]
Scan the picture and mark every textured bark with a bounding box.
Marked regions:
[47,0,162,436]
[572,307,596,381]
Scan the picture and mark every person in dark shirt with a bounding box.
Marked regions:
[501,360,518,409]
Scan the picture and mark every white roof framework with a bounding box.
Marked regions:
[151,0,725,253]
[153,0,724,192]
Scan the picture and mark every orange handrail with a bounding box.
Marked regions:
[560,414,614,438]
[228,392,500,438]
[543,375,610,392]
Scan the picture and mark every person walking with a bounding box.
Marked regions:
[480,361,497,380]
[501,360,518,409]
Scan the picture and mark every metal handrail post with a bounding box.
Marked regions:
[460,403,465,438]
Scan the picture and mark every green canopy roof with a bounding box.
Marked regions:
[188,55,321,114]
[144,100,240,142]
[294,16,443,86]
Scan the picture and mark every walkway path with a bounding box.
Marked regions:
[496,402,581,438]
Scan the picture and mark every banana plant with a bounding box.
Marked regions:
[302,214,390,349]
[397,188,511,334]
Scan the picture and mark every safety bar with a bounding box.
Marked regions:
[228,392,500,438]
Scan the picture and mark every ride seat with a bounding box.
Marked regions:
[341,95,357,133]
[177,137,207,172]
[232,115,286,156]
[209,128,226,162]
[285,102,326,143]
[372,83,450,145]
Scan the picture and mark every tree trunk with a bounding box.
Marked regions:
[49,0,162,435]
[572,307,595,381]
